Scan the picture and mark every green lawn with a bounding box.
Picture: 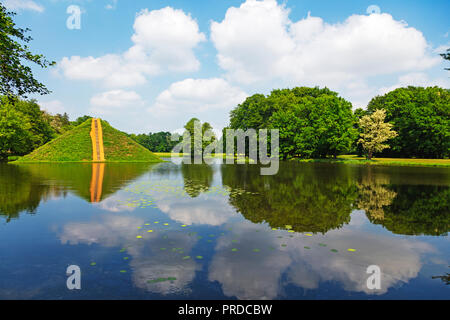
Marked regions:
[154,153,449,167]
[298,155,450,167]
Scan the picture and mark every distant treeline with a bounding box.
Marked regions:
[127,131,180,153]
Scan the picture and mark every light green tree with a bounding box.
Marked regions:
[358,109,398,160]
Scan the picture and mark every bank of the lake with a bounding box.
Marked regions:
[153,153,450,168]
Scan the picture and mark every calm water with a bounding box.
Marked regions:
[0,159,448,300]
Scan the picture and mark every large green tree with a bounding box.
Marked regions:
[0,102,32,160]
[0,96,56,159]
[229,87,357,159]
[367,86,450,158]
[0,4,55,98]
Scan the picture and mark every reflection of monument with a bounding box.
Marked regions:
[0,163,157,222]
[90,163,105,203]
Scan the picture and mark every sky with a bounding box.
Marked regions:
[3,0,450,134]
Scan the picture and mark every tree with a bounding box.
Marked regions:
[71,115,92,127]
[201,122,216,152]
[367,86,450,158]
[358,109,398,160]
[0,4,55,98]
[129,131,180,152]
[0,102,32,160]
[0,96,56,159]
[441,48,450,71]
[42,112,72,134]
[229,87,357,159]
[182,118,216,156]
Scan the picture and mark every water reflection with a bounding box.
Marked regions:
[0,163,156,222]
[221,163,358,234]
[0,160,448,299]
[209,219,434,299]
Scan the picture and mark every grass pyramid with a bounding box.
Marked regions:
[18,119,162,162]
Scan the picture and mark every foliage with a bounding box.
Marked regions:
[358,109,398,160]
[0,102,32,159]
[441,48,450,71]
[182,118,217,156]
[367,86,450,158]
[0,96,55,159]
[129,131,180,153]
[42,112,72,135]
[229,87,357,159]
[71,115,92,127]
[0,4,55,98]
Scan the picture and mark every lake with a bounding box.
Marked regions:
[0,159,448,299]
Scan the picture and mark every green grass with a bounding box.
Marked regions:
[297,155,450,167]
[17,120,162,163]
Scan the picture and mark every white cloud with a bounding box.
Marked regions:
[152,78,247,113]
[58,7,206,88]
[210,0,441,107]
[90,90,143,109]
[3,0,44,12]
[39,100,65,114]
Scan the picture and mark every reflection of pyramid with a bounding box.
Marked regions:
[0,163,160,222]
[90,163,105,203]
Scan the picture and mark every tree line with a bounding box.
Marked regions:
[225,86,449,160]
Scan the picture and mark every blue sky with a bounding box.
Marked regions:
[4,0,450,134]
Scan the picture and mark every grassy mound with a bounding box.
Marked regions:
[18,120,162,162]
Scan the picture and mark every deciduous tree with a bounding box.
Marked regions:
[0,4,55,98]
[358,109,397,160]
